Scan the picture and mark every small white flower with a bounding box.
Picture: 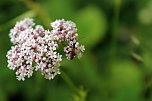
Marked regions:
[7,18,85,81]
[9,18,34,44]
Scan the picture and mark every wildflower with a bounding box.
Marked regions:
[6,18,85,81]
[34,30,62,80]
[9,18,34,44]
[7,44,34,81]
[51,19,85,60]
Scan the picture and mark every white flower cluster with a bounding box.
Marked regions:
[6,18,85,81]
[51,19,85,59]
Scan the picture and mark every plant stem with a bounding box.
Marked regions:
[110,0,121,58]
[60,70,78,93]
[21,0,50,28]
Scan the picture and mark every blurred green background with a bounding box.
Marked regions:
[0,0,152,101]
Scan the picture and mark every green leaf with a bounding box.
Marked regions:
[75,6,107,49]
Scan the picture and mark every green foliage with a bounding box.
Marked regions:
[0,0,152,101]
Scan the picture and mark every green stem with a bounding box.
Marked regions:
[21,0,51,28]
[60,70,78,93]
[110,0,121,58]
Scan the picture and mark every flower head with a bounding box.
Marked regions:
[51,19,84,60]
[9,18,34,44]
[51,19,77,42]
[7,44,34,80]
[7,18,85,81]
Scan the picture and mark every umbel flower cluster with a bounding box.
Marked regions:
[6,18,85,81]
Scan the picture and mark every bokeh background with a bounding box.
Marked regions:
[0,0,152,101]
